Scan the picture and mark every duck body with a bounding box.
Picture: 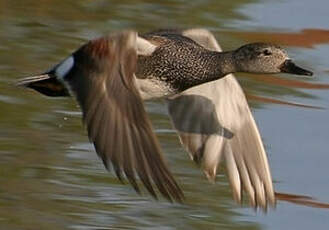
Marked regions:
[136,32,230,98]
[25,31,232,100]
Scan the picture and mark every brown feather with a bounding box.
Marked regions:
[65,31,183,202]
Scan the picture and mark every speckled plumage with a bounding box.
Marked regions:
[136,32,233,93]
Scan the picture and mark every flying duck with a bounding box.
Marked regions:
[17,28,313,210]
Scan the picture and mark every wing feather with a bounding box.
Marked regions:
[167,28,275,209]
[66,31,183,202]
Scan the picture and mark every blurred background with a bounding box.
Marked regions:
[0,0,328,229]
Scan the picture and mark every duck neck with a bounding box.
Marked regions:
[212,51,237,78]
[173,51,237,92]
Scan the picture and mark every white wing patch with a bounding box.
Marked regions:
[136,36,157,56]
[55,56,74,79]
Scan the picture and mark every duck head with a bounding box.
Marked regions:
[233,43,313,76]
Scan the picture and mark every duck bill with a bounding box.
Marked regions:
[280,60,313,76]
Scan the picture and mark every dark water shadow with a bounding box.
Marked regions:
[225,29,329,48]
[275,192,329,209]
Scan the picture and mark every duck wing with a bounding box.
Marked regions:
[167,28,275,209]
[65,31,183,202]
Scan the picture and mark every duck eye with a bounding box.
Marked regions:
[263,49,272,56]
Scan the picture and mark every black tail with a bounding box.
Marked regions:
[17,74,69,97]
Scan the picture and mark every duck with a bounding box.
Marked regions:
[17,28,313,211]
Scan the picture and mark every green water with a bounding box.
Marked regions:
[0,0,329,229]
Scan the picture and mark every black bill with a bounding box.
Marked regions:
[280,59,313,76]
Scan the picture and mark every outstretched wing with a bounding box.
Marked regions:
[66,31,183,202]
[167,28,275,209]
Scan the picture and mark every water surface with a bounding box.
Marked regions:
[0,0,329,229]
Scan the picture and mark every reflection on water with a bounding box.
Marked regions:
[226,29,329,48]
[0,0,329,229]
